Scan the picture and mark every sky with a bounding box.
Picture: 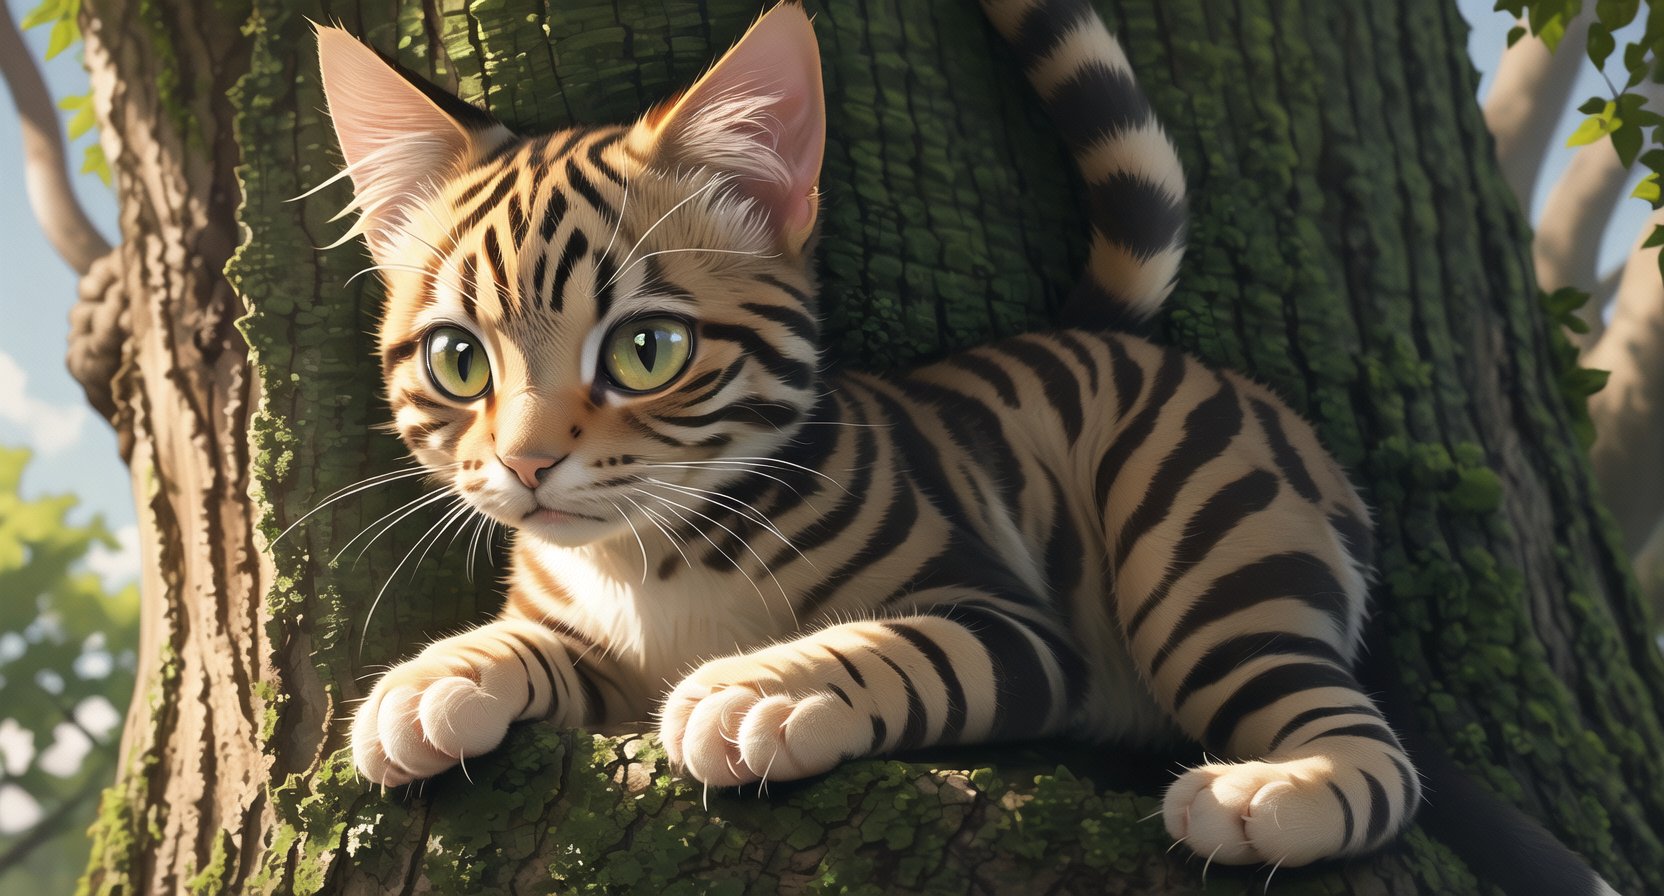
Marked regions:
[0,0,1649,594]
[1,0,132,589]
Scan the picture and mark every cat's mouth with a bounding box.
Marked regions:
[522,504,606,526]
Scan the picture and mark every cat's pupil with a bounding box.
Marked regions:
[455,342,474,380]
[633,331,657,370]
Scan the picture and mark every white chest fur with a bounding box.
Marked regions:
[521,540,803,702]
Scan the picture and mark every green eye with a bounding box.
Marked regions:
[424,325,492,400]
[603,317,693,393]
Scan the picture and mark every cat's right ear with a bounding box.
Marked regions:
[315,25,509,254]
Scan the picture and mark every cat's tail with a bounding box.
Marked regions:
[980,0,1187,329]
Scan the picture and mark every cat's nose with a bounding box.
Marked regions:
[499,454,564,489]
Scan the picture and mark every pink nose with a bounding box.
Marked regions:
[500,454,562,489]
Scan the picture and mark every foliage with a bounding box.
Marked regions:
[20,0,110,184]
[1496,0,1664,278]
[0,446,137,888]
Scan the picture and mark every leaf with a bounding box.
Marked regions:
[1566,101,1618,147]
[1589,23,1616,69]
[1624,44,1648,87]
[1597,0,1640,31]
[1643,224,1664,249]
[1507,25,1528,48]
[44,18,74,60]
[80,144,111,186]
[18,0,65,31]
[66,103,96,141]
[1579,95,1610,115]
[1611,119,1644,167]
[1633,172,1661,205]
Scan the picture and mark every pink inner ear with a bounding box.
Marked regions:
[651,4,827,241]
[315,25,483,247]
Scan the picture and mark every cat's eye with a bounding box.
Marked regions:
[602,317,693,393]
[424,325,492,401]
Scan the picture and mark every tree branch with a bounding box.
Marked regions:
[0,2,112,275]
[1483,14,1590,212]
[1585,207,1664,558]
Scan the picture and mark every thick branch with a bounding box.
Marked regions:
[0,3,112,275]
[1585,207,1664,557]
[1482,14,1589,212]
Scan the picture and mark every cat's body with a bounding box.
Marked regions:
[311,0,1604,879]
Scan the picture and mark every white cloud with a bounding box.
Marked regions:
[86,523,140,589]
[0,350,87,455]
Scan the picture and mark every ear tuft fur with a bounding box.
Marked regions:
[631,4,826,251]
[314,25,511,258]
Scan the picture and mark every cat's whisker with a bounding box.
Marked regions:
[610,246,778,291]
[338,487,457,567]
[606,498,650,585]
[631,489,778,623]
[664,455,853,494]
[602,175,727,292]
[626,496,694,574]
[274,464,456,545]
[465,512,493,582]
[632,487,798,628]
[641,462,817,507]
[360,497,471,658]
[346,261,467,296]
[642,477,815,570]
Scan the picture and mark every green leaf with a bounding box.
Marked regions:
[1579,95,1610,115]
[1624,44,1648,87]
[66,103,96,141]
[1596,0,1640,31]
[18,0,65,31]
[80,144,111,186]
[1507,24,1528,47]
[1589,23,1616,69]
[1633,172,1661,205]
[1642,224,1664,249]
[44,18,74,59]
[1639,148,1664,171]
[1567,101,1618,147]
[1539,15,1569,53]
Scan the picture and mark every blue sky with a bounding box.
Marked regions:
[0,0,1646,594]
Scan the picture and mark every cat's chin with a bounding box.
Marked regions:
[511,511,625,548]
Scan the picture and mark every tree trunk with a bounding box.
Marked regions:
[71,0,1664,893]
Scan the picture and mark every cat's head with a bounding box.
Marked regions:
[315,4,826,548]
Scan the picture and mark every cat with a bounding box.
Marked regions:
[314,0,1410,870]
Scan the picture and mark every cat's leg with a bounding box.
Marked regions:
[660,591,1082,787]
[351,614,627,786]
[1101,382,1418,865]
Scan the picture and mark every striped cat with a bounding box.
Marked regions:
[316,0,1411,870]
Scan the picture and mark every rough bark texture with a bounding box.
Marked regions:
[72,1,1664,894]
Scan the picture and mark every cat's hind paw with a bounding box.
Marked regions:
[659,672,867,788]
[1162,757,1353,868]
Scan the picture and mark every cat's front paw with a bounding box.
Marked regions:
[351,653,522,787]
[1162,757,1352,867]
[659,659,868,787]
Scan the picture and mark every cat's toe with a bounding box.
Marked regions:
[415,675,512,760]
[1163,758,1347,867]
[736,692,859,782]
[675,684,761,787]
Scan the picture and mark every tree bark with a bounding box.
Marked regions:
[72,1,1664,894]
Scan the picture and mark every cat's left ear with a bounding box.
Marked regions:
[315,24,511,255]
[631,3,826,253]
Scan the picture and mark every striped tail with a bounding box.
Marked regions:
[981,0,1187,328]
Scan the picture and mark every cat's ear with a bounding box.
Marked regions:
[632,3,826,252]
[315,24,509,253]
